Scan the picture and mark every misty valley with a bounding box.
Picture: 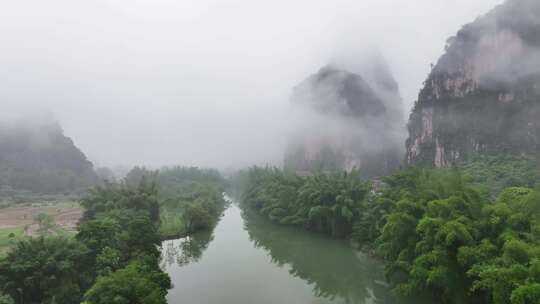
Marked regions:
[2,0,540,304]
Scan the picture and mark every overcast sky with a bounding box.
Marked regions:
[0,0,503,169]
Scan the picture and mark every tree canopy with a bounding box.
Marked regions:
[237,166,540,304]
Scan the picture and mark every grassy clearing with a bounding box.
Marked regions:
[159,208,186,239]
[0,226,26,257]
[0,226,25,247]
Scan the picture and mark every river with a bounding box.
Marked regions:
[161,201,408,304]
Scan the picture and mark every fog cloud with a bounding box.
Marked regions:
[0,0,503,169]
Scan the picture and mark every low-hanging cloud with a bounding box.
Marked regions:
[285,56,406,177]
[0,0,504,170]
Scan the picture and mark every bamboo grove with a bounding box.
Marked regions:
[237,166,540,304]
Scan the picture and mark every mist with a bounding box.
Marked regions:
[0,0,503,169]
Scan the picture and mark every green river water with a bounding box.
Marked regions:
[161,201,419,304]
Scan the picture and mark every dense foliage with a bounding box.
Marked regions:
[124,166,225,200]
[460,155,539,195]
[363,168,540,304]
[240,167,370,238]
[158,167,228,238]
[159,182,226,238]
[121,166,227,238]
[239,166,540,304]
[79,180,170,304]
[0,237,91,304]
[0,165,229,304]
[83,258,170,304]
[0,179,171,304]
[156,167,226,238]
[156,166,226,200]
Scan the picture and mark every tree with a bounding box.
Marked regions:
[0,237,91,304]
[182,201,214,232]
[83,259,171,304]
[240,167,369,238]
[95,247,122,276]
[33,213,55,236]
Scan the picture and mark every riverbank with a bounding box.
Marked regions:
[162,202,404,304]
[233,166,540,304]
[158,192,229,241]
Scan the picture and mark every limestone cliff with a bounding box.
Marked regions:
[285,58,406,177]
[407,0,540,167]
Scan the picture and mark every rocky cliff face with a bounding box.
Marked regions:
[0,115,97,194]
[407,0,540,167]
[285,57,406,177]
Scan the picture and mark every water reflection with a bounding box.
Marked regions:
[162,204,420,304]
[241,208,396,304]
[162,230,214,267]
[161,197,229,268]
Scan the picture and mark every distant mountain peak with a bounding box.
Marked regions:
[0,112,97,194]
[292,65,387,118]
[285,58,406,177]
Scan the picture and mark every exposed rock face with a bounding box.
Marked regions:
[285,58,406,177]
[0,114,97,194]
[406,0,540,167]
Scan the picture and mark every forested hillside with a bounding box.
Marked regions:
[0,117,97,194]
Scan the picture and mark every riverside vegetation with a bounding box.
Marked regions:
[236,159,540,304]
[0,167,226,304]
[123,166,227,238]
